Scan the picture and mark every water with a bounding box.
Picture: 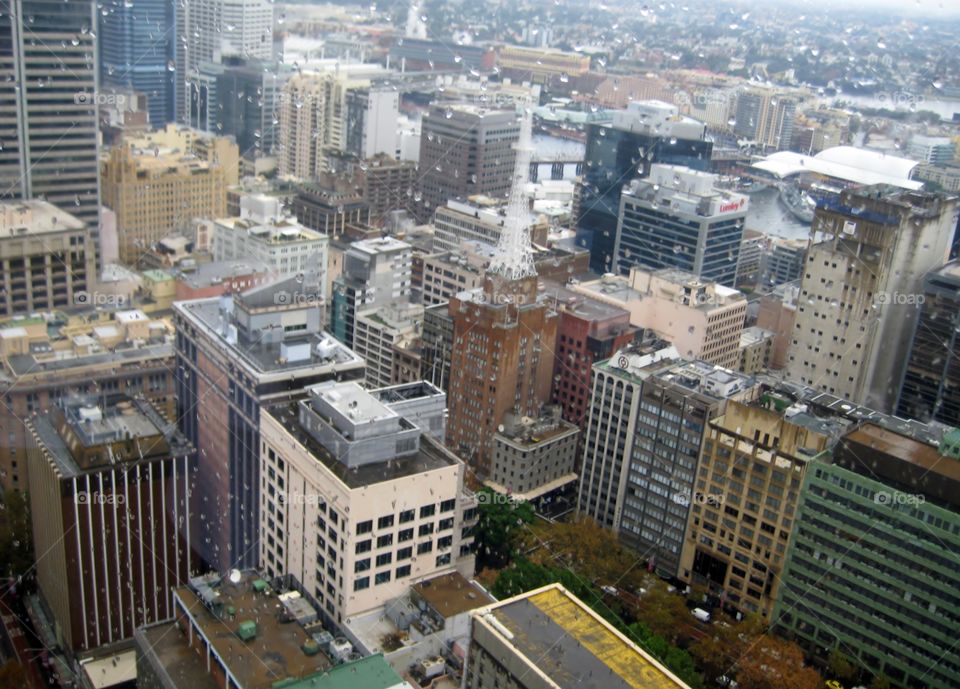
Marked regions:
[745,186,811,240]
[821,94,960,121]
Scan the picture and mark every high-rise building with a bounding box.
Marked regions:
[679,400,839,617]
[331,237,412,349]
[175,0,275,124]
[0,1,101,254]
[572,268,748,370]
[577,345,756,577]
[447,114,558,476]
[27,395,194,652]
[786,187,958,412]
[734,88,797,151]
[761,238,807,287]
[417,105,520,222]
[773,423,960,689]
[293,180,371,235]
[895,261,960,426]
[345,87,400,160]
[173,276,365,571]
[99,0,176,126]
[354,301,424,389]
[614,165,748,286]
[0,202,94,317]
[907,135,956,165]
[260,380,477,623]
[432,197,548,253]
[422,301,454,390]
[464,584,694,689]
[576,100,712,273]
[0,309,175,494]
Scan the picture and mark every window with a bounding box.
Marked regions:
[356,520,373,535]
[438,517,454,531]
[396,564,411,578]
[378,515,394,529]
[354,558,370,572]
[420,504,436,518]
[397,546,413,560]
[355,540,372,554]
[440,498,456,513]
[376,553,392,567]
[377,534,393,548]
[375,571,391,585]
[398,528,414,542]
[419,523,434,537]
[353,577,369,591]
[417,541,433,554]
[399,509,415,524]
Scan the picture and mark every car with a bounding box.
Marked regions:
[692,607,711,623]
[601,585,618,596]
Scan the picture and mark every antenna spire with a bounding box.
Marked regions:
[487,111,537,282]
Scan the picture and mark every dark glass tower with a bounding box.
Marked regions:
[99,0,176,126]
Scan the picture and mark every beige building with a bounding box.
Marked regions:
[679,401,837,617]
[0,309,175,493]
[101,145,229,265]
[354,301,425,389]
[0,202,94,317]
[122,123,240,186]
[497,45,591,81]
[572,267,747,369]
[259,381,477,624]
[786,187,957,411]
[738,326,775,374]
[756,283,798,369]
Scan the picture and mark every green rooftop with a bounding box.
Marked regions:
[142,269,174,282]
[940,427,960,459]
[270,654,407,689]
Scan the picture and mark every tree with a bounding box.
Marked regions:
[828,649,856,683]
[734,635,822,689]
[474,489,535,569]
[634,581,691,643]
[871,674,891,689]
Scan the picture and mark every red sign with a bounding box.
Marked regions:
[719,198,746,213]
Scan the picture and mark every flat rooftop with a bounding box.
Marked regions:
[413,572,494,619]
[4,341,172,377]
[177,259,272,288]
[175,573,332,689]
[843,423,960,483]
[483,585,691,689]
[137,622,218,689]
[266,402,458,489]
[311,381,398,425]
[0,200,85,236]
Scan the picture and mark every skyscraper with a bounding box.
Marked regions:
[0,1,101,256]
[734,88,797,151]
[446,114,558,475]
[99,0,176,126]
[786,187,958,411]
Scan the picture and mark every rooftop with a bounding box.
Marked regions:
[265,402,458,490]
[175,572,332,689]
[136,623,219,689]
[412,571,495,619]
[752,146,923,190]
[0,200,85,237]
[176,259,273,289]
[479,584,692,689]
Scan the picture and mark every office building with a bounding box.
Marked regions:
[907,135,956,165]
[213,194,329,286]
[0,202,94,317]
[489,406,579,507]
[734,88,797,150]
[294,181,371,236]
[175,0,275,124]
[345,88,401,160]
[260,381,477,622]
[363,155,419,225]
[757,283,799,370]
[27,395,194,652]
[0,309,175,494]
[577,101,712,273]
[354,301,425,389]
[736,229,765,288]
[614,165,748,286]
[121,123,241,185]
[786,187,958,411]
[101,144,231,265]
[173,277,365,571]
[99,0,175,126]
[0,1,101,248]
[761,238,807,287]
[496,45,591,82]
[417,105,520,222]
[896,261,960,426]
[679,400,839,617]
[419,249,487,306]
[447,114,558,475]
[422,302,454,391]
[465,584,694,689]
[331,237,412,349]
[432,197,549,254]
[773,423,960,689]
[137,570,413,689]
[572,268,748,369]
[549,286,637,427]
[388,38,494,73]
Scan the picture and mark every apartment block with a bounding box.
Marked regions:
[28,395,194,652]
[433,198,548,254]
[738,326,775,375]
[679,400,839,617]
[734,88,798,150]
[464,584,693,689]
[213,194,328,286]
[259,381,477,623]
[572,267,748,369]
[773,423,960,689]
[786,187,957,411]
[354,301,425,389]
[0,309,175,493]
[173,276,365,571]
[614,165,748,287]
[0,201,94,317]
[896,261,960,426]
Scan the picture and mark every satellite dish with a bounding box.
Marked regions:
[228,569,242,584]
[498,425,505,432]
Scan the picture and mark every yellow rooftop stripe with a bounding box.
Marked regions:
[528,588,689,689]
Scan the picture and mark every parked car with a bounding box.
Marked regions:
[691,607,712,623]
